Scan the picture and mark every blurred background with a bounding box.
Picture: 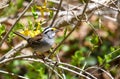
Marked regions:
[0,0,120,79]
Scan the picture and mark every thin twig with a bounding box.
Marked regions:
[0,70,28,79]
[24,58,64,79]
[0,41,28,61]
[56,54,66,79]
[59,66,91,79]
[44,62,63,79]
[0,55,64,79]
[49,0,63,27]
[60,62,97,79]
[25,58,91,79]
[0,53,97,79]
[0,0,34,47]
[48,0,90,58]
[47,56,61,79]
[100,47,120,67]
[87,21,103,44]
[86,66,114,79]
[91,0,119,11]
[0,55,34,65]
[0,54,96,79]
[55,54,66,79]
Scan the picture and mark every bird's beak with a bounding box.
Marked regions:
[55,29,60,33]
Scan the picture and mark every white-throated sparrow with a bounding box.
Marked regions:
[14,27,57,53]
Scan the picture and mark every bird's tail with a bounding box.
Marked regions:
[14,31,30,40]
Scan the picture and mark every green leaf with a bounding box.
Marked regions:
[28,20,33,30]
[14,22,24,30]
[104,55,112,63]
[105,63,110,69]
[97,56,103,65]
[16,0,24,9]
[110,46,115,52]
[31,6,38,19]
[63,27,67,38]
[49,10,54,19]
[90,35,99,45]
[8,32,15,42]
[71,50,85,65]
[0,24,5,37]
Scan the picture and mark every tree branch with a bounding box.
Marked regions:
[0,0,34,47]
[49,0,63,27]
[48,0,90,58]
[0,70,28,79]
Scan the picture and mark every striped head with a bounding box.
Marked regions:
[43,27,57,39]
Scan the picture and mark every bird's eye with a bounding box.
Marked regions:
[51,28,56,31]
[51,29,54,31]
[44,31,48,34]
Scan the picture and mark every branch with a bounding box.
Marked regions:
[25,58,91,79]
[52,0,116,28]
[0,54,96,79]
[48,0,90,58]
[91,0,119,11]
[0,0,34,47]
[49,0,63,27]
[86,66,114,79]
[60,62,97,79]
[0,41,28,61]
[0,70,28,79]
[43,62,64,79]
[0,0,10,9]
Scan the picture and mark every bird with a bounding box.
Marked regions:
[14,27,57,53]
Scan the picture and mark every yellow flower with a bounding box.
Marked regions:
[20,29,41,37]
[36,0,51,17]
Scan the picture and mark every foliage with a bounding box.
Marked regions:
[0,24,5,39]
[0,0,120,79]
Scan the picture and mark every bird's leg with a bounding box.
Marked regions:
[40,54,45,60]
